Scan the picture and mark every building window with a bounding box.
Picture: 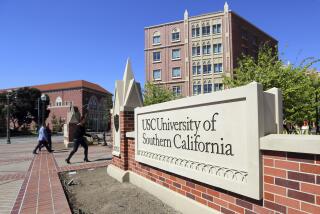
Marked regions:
[172,32,180,42]
[214,83,223,91]
[193,81,201,95]
[204,81,212,94]
[172,67,181,78]
[214,63,223,73]
[203,64,212,74]
[172,86,181,96]
[153,69,161,80]
[213,44,222,54]
[202,44,211,55]
[192,46,201,56]
[242,46,249,55]
[241,28,248,40]
[202,26,210,36]
[88,96,98,110]
[192,26,200,37]
[152,31,160,45]
[252,35,259,46]
[153,51,161,62]
[192,63,201,75]
[172,49,181,60]
[55,97,62,106]
[213,24,221,34]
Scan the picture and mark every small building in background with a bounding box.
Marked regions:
[33,80,113,132]
[0,80,113,133]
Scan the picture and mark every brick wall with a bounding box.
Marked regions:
[113,111,320,214]
[112,111,134,170]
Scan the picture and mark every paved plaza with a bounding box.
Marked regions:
[0,135,64,145]
[0,139,112,214]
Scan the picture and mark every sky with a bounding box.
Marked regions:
[0,0,319,93]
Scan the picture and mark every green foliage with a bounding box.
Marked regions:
[223,44,320,125]
[0,87,51,130]
[51,114,64,133]
[143,82,176,106]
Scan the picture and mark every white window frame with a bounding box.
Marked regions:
[192,63,202,76]
[214,63,223,73]
[153,69,161,80]
[55,96,63,106]
[203,64,212,74]
[153,51,161,62]
[214,83,224,91]
[202,44,211,55]
[202,25,211,36]
[152,31,161,45]
[172,48,181,60]
[213,43,222,54]
[192,26,200,38]
[172,67,181,78]
[203,81,213,94]
[172,85,181,96]
[193,82,201,95]
[213,24,222,34]
[171,31,180,42]
[192,46,201,57]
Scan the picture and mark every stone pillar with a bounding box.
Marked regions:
[109,59,143,171]
[63,106,80,148]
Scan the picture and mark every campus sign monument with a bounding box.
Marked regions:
[135,82,282,199]
[112,59,143,156]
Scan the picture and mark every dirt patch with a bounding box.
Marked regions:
[60,167,180,214]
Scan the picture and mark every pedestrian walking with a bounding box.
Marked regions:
[65,115,92,164]
[33,123,53,154]
[46,123,52,150]
[39,123,52,151]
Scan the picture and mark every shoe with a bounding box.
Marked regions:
[33,151,37,155]
[65,159,70,164]
[84,159,90,162]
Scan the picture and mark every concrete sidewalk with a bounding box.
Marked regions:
[0,141,112,214]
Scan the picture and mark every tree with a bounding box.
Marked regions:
[307,69,320,133]
[143,82,176,106]
[223,44,320,125]
[51,114,64,133]
[0,94,6,134]
[0,87,50,131]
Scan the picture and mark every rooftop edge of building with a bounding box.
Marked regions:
[144,9,278,43]
[144,10,224,29]
[0,80,113,95]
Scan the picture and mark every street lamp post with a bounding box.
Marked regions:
[6,92,11,144]
[37,98,41,131]
[40,94,47,126]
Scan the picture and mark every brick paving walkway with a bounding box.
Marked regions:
[0,142,112,214]
[0,143,34,214]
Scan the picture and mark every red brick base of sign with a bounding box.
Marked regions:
[112,110,320,214]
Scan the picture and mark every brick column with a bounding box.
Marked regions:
[111,110,134,170]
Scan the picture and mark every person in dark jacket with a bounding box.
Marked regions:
[39,123,52,151]
[33,123,53,154]
[65,115,91,164]
[46,123,52,150]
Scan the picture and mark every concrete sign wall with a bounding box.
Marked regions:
[112,59,143,157]
[135,82,281,199]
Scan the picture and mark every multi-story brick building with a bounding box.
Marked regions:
[145,3,278,96]
[0,80,112,132]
